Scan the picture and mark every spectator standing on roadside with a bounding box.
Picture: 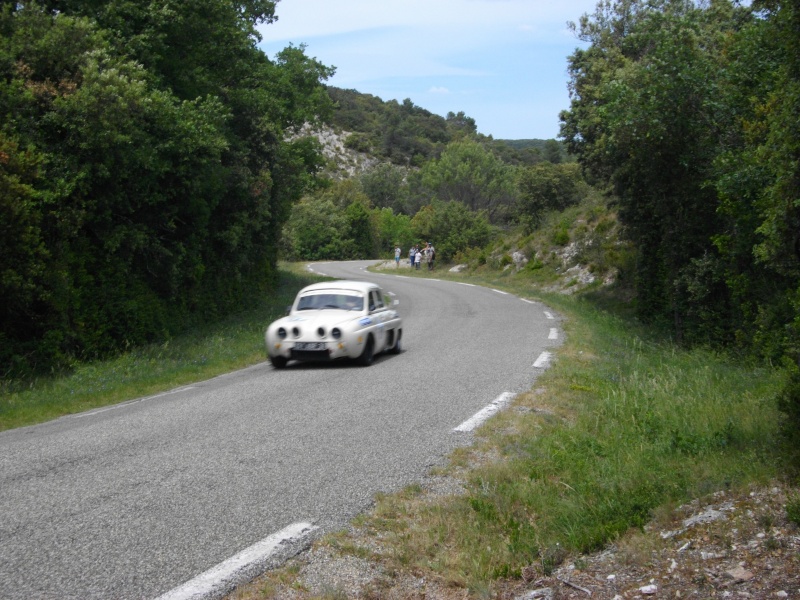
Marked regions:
[427,243,436,270]
[409,245,415,268]
[415,247,422,270]
[394,245,401,268]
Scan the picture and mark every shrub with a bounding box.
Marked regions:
[553,228,570,246]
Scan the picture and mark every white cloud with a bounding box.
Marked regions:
[428,87,451,95]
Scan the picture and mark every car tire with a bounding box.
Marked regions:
[389,330,402,354]
[270,355,288,369]
[356,336,374,366]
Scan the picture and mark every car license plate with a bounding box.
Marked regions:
[294,342,326,351]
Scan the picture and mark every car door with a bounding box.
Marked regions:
[368,289,389,350]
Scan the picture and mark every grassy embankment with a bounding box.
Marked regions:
[336,265,790,592]
[0,266,326,432]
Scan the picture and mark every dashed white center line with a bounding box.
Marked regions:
[155,522,318,600]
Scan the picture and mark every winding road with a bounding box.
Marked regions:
[0,260,560,599]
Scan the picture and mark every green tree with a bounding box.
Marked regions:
[374,208,415,255]
[282,181,380,261]
[543,139,563,164]
[419,140,516,223]
[560,0,743,340]
[445,111,477,136]
[359,163,409,214]
[411,202,494,262]
[514,162,585,231]
[282,198,352,260]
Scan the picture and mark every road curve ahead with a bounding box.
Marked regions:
[0,260,560,600]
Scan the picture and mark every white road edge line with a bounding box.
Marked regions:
[544,311,554,320]
[70,387,197,419]
[549,328,558,340]
[491,288,508,295]
[533,352,552,368]
[155,522,318,600]
[520,298,536,304]
[453,392,516,433]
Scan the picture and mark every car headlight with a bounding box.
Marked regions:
[317,327,326,338]
[331,327,342,340]
[277,327,287,340]
[292,326,301,338]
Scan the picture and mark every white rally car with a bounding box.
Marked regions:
[265,280,403,368]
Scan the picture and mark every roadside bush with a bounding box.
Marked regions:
[452,247,488,269]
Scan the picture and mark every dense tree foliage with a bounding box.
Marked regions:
[410,201,494,263]
[514,162,585,231]
[560,0,800,435]
[0,1,333,374]
[417,140,516,223]
[281,180,382,261]
[359,163,410,214]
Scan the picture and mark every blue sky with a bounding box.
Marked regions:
[257,0,600,141]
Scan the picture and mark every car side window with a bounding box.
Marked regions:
[369,290,384,312]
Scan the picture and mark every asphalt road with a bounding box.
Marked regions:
[0,260,560,600]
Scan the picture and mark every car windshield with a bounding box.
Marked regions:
[296,292,364,311]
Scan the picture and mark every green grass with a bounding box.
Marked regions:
[360,263,789,591]
[0,266,325,431]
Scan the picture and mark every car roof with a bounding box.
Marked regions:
[299,280,379,295]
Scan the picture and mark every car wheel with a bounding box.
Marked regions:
[356,336,375,366]
[390,330,402,354]
[270,355,288,369]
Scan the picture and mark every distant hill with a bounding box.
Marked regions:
[324,86,565,168]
